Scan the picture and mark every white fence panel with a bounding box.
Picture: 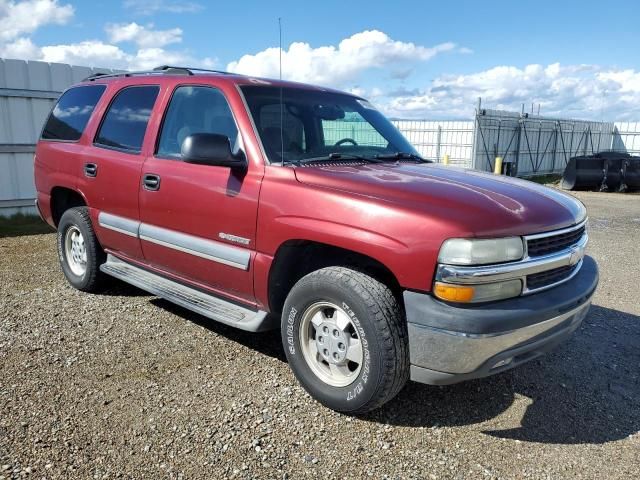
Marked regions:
[613,122,640,155]
[392,120,474,167]
[0,58,117,217]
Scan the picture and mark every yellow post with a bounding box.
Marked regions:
[442,154,450,165]
[494,156,503,175]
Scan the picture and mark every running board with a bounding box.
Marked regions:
[100,254,273,332]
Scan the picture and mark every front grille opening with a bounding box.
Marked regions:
[526,264,577,290]
[527,225,585,257]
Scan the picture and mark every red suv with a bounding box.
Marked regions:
[34,66,598,413]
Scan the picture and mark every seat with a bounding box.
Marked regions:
[262,127,292,160]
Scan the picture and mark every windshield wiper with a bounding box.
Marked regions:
[374,152,432,163]
[299,153,384,165]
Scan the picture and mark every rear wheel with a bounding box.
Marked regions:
[57,207,106,292]
[282,267,409,414]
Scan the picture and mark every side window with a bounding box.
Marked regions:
[322,111,387,147]
[157,86,238,158]
[41,85,106,141]
[95,86,159,153]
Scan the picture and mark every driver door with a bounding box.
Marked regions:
[138,85,261,304]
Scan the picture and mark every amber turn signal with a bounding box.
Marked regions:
[433,282,475,302]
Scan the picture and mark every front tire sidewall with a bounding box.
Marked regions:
[282,279,383,413]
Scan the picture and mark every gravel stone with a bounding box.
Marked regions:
[0,190,639,478]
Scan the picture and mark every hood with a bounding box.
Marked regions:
[293,163,586,237]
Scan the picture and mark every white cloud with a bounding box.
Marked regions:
[0,2,213,71]
[33,40,214,70]
[123,0,203,15]
[0,0,73,42]
[40,40,130,67]
[227,30,461,86]
[379,63,640,121]
[1,8,638,122]
[130,47,215,70]
[0,36,39,58]
[106,22,182,48]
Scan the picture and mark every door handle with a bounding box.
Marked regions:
[143,173,161,191]
[84,163,97,177]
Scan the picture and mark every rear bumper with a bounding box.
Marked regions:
[405,255,598,385]
[35,192,54,227]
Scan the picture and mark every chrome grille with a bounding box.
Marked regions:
[526,224,586,257]
[526,264,579,290]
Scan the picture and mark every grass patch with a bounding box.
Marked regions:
[522,174,562,185]
[0,213,53,238]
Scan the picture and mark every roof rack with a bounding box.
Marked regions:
[83,65,231,82]
[155,65,232,75]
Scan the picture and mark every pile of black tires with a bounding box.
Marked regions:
[562,152,640,192]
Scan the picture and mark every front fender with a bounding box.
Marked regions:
[255,168,441,292]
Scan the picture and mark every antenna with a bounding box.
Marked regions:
[279,17,285,165]
[279,17,283,81]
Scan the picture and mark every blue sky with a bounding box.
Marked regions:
[2,0,640,119]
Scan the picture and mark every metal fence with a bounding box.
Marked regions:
[324,113,637,177]
[472,109,616,176]
[322,119,475,167]
[392,120,474,167]
[0,58,117,217]
[613,122,640,156]
[2,57,640,217]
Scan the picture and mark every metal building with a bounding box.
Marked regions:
[0,59,118,217]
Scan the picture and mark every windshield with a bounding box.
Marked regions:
[240,86,419,164]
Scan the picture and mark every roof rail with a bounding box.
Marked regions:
[83,72,111,81]
[153,65,232,75]
[82,65,231,82]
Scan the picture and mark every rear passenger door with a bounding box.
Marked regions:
[138,85,261,305]
[80,85,160,261]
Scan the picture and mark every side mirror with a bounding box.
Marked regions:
[181,133,246,169]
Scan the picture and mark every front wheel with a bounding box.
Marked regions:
[282,267,409,414]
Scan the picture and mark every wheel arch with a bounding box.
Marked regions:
[50,186,88,227]
[267,239,403,316]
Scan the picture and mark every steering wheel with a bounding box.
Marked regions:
[334,138,358,147]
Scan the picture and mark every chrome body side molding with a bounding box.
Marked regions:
[96,211,250,270]
[98,212,140,238]
[139,223,250,270]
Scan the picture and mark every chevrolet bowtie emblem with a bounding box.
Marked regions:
[568,246,584,266]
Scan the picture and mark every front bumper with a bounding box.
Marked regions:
[405,255,598,385]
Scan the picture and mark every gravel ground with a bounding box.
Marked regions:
[1,191,639,479]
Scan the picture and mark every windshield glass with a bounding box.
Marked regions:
[240,85,419,164]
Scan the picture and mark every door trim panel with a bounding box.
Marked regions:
[98,211,250,270]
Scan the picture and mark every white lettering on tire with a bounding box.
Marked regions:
[286,307,297,355]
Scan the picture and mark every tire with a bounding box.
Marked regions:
[281,266,409,414]
[57,206,106,292]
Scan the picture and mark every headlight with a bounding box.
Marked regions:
[438,237,524,265]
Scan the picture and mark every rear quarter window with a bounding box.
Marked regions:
[41,85,107,141]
